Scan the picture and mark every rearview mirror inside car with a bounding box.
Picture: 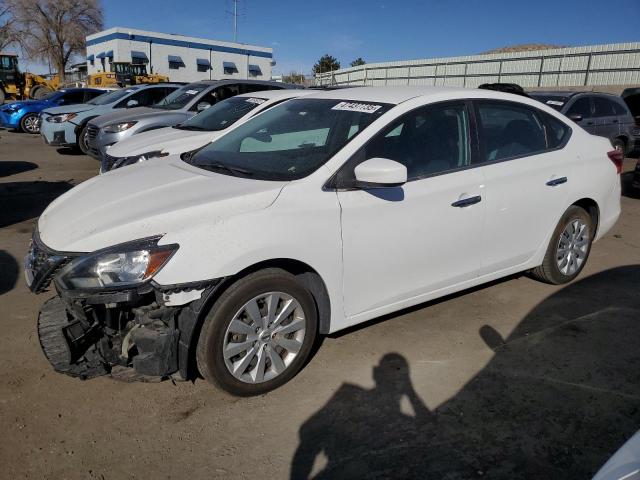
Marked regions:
[568,113,583,122]
[354,158,407,188]
[196,102,211,112]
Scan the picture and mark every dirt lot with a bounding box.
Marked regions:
[1,131,639,479]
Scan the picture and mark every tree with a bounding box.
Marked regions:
[8,0,103,80]
[350,57,366,67]
[0,0,16,51]
[312,54,340,75]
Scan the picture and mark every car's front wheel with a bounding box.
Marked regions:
[196,268,318,396]
[78,125,91,154]
[20,113,40,134]
[530,205,593,284]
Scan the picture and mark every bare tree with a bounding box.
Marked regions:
[8,0,103,80]
[0,0,16,52]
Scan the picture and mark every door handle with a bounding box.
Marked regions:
[546,177,568,187]
[451,195,481,207]
[612,119,619,124]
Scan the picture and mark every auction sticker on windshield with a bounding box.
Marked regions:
[186,90,199,95]
[332,102,383,114]
[245,98,267,104]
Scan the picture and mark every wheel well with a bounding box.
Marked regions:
[572,198,600,236]
[182,259,331,379]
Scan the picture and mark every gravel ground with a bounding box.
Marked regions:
[0,131,639,480]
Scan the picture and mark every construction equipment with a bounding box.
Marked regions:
[87,62,168,88]
[0,53,60,102]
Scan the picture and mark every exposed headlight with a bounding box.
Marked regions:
[56,237,178,290]
[107,150,169,171]
[103,121,137,133]
[46,113,77,123]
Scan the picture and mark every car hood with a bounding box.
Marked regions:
[42,103,96,115]
[90,107,188,128]
[107,126,220,157]
[88,106,155,127]
[38,155,286,252]
[1,99,50,110]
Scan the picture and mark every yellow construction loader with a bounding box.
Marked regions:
[87,62,168,88]
[0,53,60,102]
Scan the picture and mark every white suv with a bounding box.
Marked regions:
[26,86,621,396]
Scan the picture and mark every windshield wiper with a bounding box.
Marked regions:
[202,163,254,177]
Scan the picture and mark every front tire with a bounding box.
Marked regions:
[530,206,593,284]
[78,125,91,154]
[20,113,40,134]
[196,268,318,396]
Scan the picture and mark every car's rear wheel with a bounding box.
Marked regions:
[530,205,593,284]
[20,113,40,134]
[196,268,318,396]
[78,125,91,154]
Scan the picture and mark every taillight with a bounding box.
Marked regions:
[607,149,624,174]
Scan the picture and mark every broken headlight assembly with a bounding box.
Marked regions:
[56,237,178,290]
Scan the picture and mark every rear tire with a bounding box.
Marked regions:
[196,268,318,396]
[78,125,91,155]
[530,206,593,285]
[20,113,40,134]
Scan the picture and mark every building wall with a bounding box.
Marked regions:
[86,27,273,83]
[316,42,640,92]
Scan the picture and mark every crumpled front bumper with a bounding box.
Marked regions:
[27,232,222,382]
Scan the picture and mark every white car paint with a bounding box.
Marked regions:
[104,89,314,161]
[37,86,621,334]
[594,431,640,480]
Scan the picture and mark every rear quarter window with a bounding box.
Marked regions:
[540,112,572,149]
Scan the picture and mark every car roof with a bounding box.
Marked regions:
[531,90,621,99]
[234,89,313,101]
[299,86,527,105]
[185,79,301,89]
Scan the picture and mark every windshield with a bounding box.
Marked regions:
[41,90,65,101]
[153,84,208,110]
[176,96,266,132]
[529,94,569,111]
[87,88,135,105]
[185,98,393,181]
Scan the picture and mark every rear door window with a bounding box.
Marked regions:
[476,101,547,162]
[566,97,593,118]
[593,97,626,117]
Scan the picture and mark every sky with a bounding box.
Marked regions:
[18,0,640,75]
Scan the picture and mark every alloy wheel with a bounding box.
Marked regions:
[222,291,306,384]
[556,218,590,276]
[22,114,39,134]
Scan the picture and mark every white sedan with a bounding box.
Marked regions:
[27,86,621,396]
[100,89,313,173]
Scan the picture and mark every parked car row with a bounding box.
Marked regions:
[24,83,623,396]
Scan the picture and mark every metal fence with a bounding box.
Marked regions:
[315,42,640,89]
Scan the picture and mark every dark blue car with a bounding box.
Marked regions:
[0,88,107,134]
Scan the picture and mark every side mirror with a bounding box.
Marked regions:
[568,113,583,122]
[354,158,407,188]
[126,99,139,108]
[196,102,211,112]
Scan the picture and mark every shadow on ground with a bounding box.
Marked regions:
[0,181,73,228]
[291,266,640,479]
[55,147,83,156]
[0,161,38,178]
[0,250,19,295]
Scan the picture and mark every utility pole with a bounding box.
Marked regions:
[227,0,239,43]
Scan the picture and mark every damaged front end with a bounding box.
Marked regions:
[26,231,219,381]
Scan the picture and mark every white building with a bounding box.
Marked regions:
[86,27,274,83]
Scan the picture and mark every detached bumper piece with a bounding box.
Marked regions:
[37,294,181,381]
[38,297,107,379]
